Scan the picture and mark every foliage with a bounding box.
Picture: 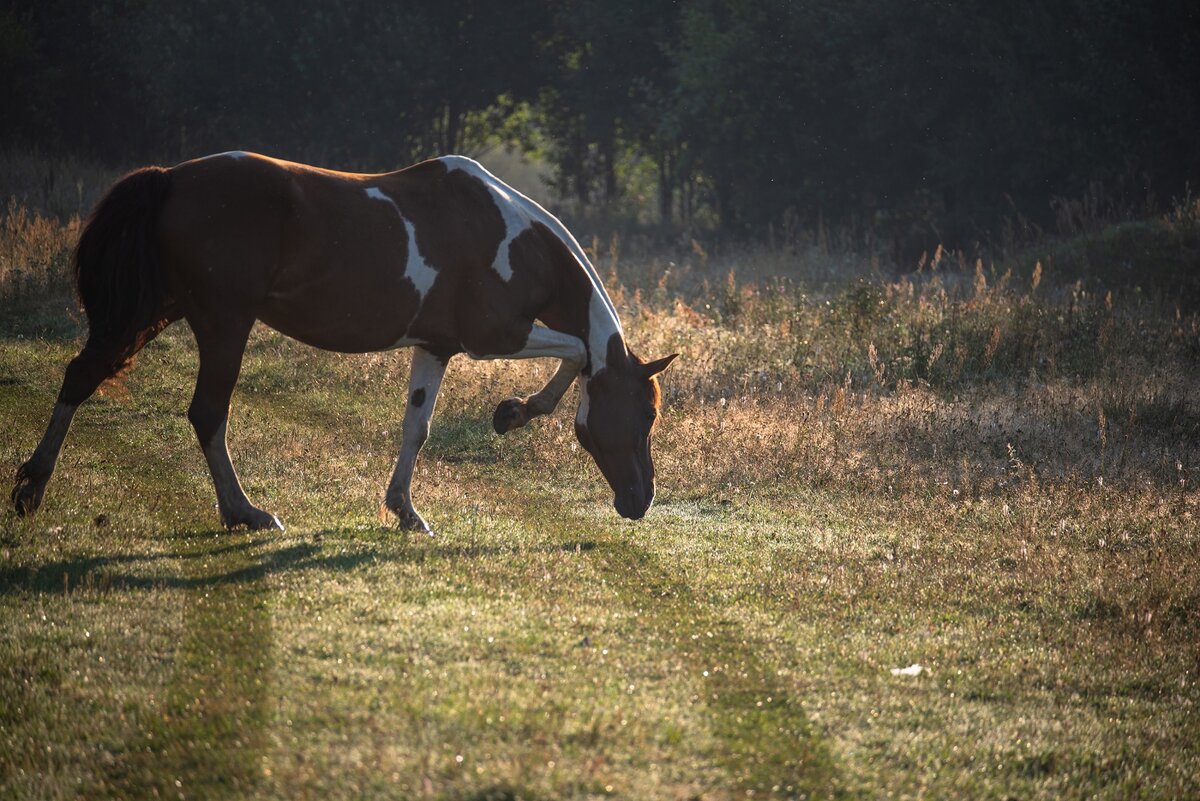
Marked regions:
[1,0,554,168]
[4,1,1199,243]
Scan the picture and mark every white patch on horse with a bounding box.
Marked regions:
[366,185,398,211]
[466,325,585,362]
[365,186,439,305]
[402,219,437,299]
[440,156,531,282]
[586,293,617,373]
[484,182,531,281]
[214,150,250,160]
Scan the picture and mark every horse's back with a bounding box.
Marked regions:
[161,153,424,351]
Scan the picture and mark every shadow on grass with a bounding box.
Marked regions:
[0,535,600,597]
[455,786,553,801]
[98,531,274,799]
[594,536,844,799]
[0,536,269,595]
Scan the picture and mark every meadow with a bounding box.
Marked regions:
[1,154,1198,799]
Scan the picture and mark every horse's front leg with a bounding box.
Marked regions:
[385,347,448,535]
[489,326,587,434]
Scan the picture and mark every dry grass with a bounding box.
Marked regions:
[0,201,78,302]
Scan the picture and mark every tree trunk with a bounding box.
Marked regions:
[715,173,734,233]
[573,129,589,207]
[444,100,461,155]
[658,149,673,225]
[601,133,617,203]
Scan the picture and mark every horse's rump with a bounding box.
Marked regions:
[74,166,173,351]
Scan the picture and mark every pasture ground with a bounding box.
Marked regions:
[2,182,1199,799]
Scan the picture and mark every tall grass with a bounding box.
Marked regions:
[0,149,109,304]
[0,200,78,301]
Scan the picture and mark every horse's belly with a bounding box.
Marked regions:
[258,270,422,353]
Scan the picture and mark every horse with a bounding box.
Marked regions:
[12,152,677,533]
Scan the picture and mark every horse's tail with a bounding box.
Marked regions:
[74,166,173,351]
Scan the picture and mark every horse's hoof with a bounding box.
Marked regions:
[396,508,435,537]
[223,507,285,532]
[12,485,45,517]
[12,463,48,517]
[251,512,286,532]
[492,398,528,434]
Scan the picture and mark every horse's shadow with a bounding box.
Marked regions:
[0,533,599,597]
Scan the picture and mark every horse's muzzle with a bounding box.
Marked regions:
[614,488,653,520]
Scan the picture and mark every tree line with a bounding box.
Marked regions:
[3,0,1198,245]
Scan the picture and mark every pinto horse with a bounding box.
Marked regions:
[12,152,676,533]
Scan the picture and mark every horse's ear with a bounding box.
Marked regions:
[640,353,679,378]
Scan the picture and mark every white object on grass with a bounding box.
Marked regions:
[890,664,927,676]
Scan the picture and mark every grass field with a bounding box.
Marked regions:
[2,179,1199,799]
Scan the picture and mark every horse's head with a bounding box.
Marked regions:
[575,341,678,520]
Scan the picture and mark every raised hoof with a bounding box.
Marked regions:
[492,397,529,435]
[222,507,285,532]
[12,463,48,517]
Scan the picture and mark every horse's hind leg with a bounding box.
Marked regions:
[385,347,448,535]
[187,316,282,531]
[13,320,176,516]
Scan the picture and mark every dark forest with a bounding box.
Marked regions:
[5,0,1199,244]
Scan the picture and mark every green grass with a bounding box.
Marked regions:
[3,200,1200,798]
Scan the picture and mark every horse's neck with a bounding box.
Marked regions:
[461,160,623,374]
[537,234,624,375]
[584,287,624,374]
